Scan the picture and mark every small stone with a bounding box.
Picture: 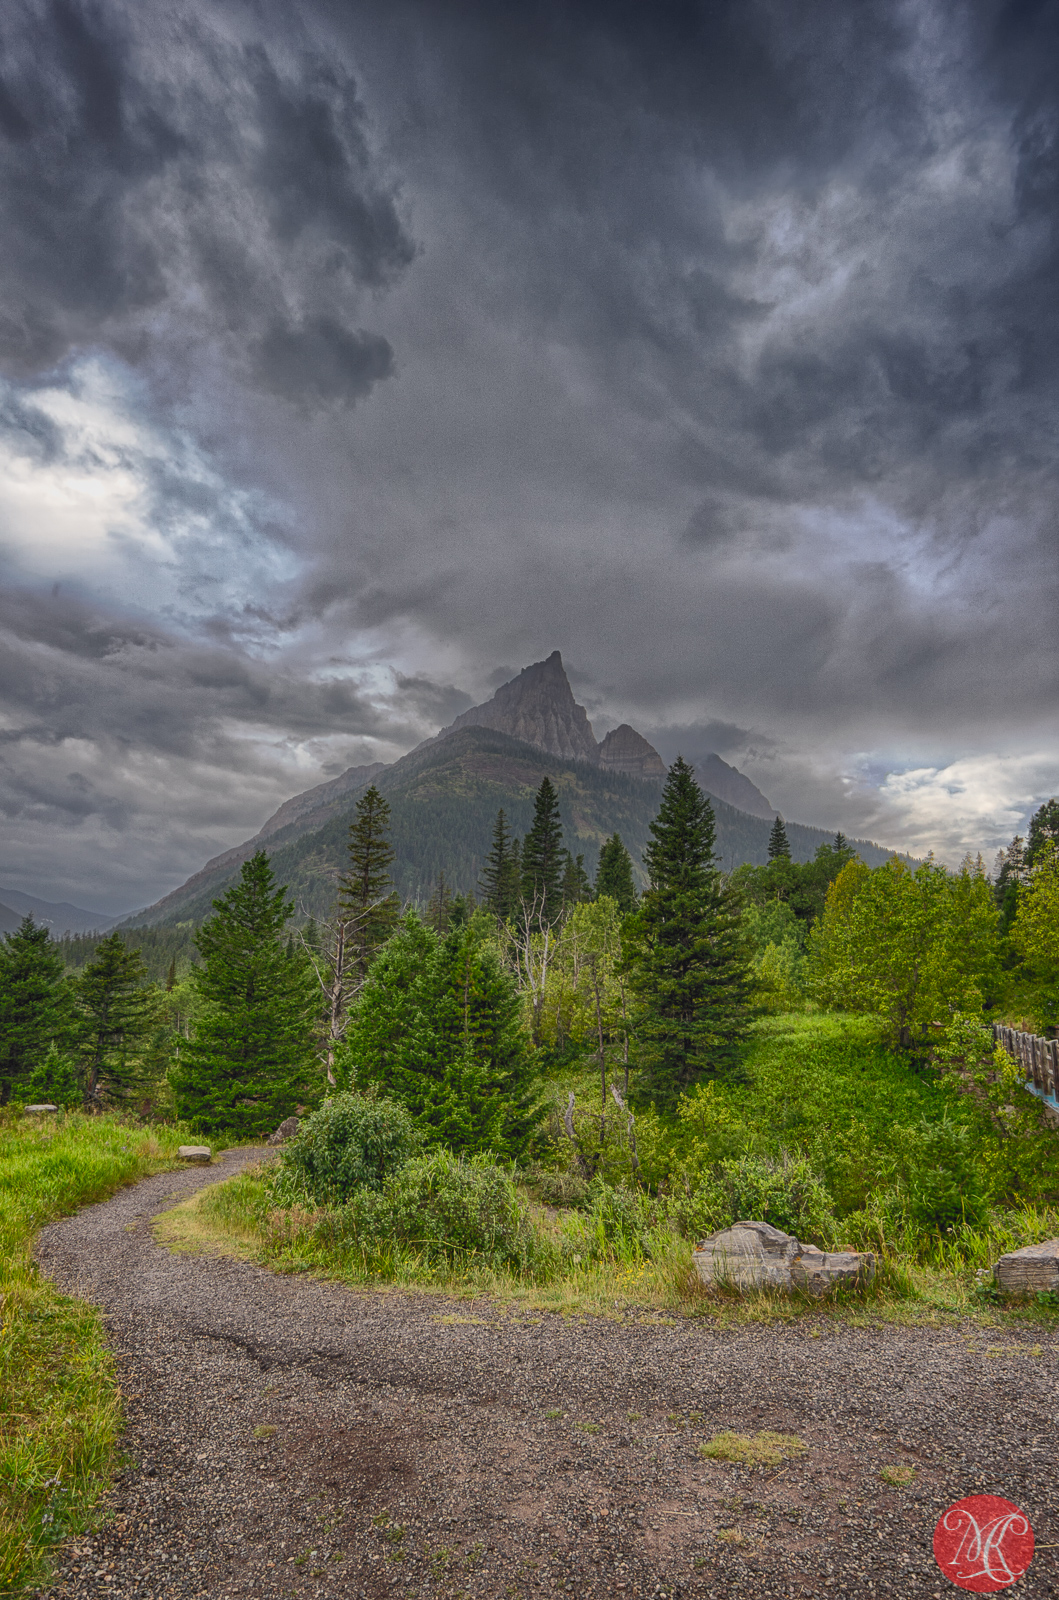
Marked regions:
[267,1116,300,1146]
[994,1238,1059,1295]
[177,1145,212,1164]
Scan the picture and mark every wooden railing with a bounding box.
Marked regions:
[993,1023,1059,1110]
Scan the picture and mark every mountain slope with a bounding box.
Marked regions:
[0,887,120,935]
[441,649,599,762]
[126,726,903,927]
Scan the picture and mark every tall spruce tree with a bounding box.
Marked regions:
[1027,799,1059,868]
[594,833,637,913]
[172,852,319,1135]
[74,933,159,1106]
[768,814,791,860]
[339,784,399,978]
[520,777,565,927]
[560,850,592,914]
[480,808,520,921]
[0,916,74,1104]
[340,914,543,1159]
[622,757,752,1109]
[426,871,453,934]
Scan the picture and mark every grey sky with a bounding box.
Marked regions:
[0,0,1056,912]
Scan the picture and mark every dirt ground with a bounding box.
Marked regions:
[33,1147,1059,1599]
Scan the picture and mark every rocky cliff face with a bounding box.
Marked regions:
[442,650,600,764]
[597,724,666,778]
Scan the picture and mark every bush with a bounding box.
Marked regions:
[885,1114,989,1232]
[322,1150,538,1271]
[670,1152,837,1246]
[278,1092,421,1204]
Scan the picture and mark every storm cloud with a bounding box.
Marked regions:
[0,0,1057,909]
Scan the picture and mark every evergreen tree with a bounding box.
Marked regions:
[339,784,399,978]
[833,832,848,853]
[171,852,320,1136]
[340,914,543,1159]
[74,933,159,1106]
[594,833,637,913]
[768,815,791,861]
[622,758,752,1109]
[1027,799,1059,868]
[426,871,453,934]
[166,957,177,993]
[0,917,74,1104]
[479,808,520,921]
[520,777,565,927]
[560,850,592,914]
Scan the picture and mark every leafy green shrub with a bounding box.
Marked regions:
[885,1114,989,1232]
[532,1167,591,1208]
[278,1092,421,1204]
[556,1179,658,1265]
[321,1150,539,1271]
[670,1152,837,1246]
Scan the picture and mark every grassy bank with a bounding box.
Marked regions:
[0,1112,193,1594]
[154,1014,1059,1330]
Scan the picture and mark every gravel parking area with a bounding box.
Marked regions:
[33,1149,1059,1599]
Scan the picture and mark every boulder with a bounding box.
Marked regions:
[267,1116,301,1146]
[994,1239,1059,1296]
[693,1219,875,1296]
[24,1103,58,1114]
[177,1145,212,1164]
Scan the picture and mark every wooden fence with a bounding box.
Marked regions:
[993,1023,1059,1111]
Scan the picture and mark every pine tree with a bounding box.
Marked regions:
[560,850,592,914]
[74,933,160,1106]
[339,784,399,978]
[520,777,565,928]
[594,833,637,913]
[622,758,752,1109]
[1027,799,1059,868]
[166,957,177,993]
[426,871,453,934]
[480,809,520,921]
[833,832,848,853]
[342,914,543,1160]
[171,852,320,1136]
[0,917,74,1104]
[768,814,791,861]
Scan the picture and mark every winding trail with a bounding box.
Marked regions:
[34,1152,1059,1599]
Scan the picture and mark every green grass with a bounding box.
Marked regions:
[0,1110,197,1594]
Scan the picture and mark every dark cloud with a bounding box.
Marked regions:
[2,0,1059,903]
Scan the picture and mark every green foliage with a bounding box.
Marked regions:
[623,758,752,1108]
[171,852,320,1136]
[808,855,999,1049]
[594,833,637,912]
[1027,798,1059,869]
[670,1153,837,1247]
[277,1091,421,1203]
[1009,840,1059,1030]
[73,934,160,1107]
[339,784,399,978]
[520,776,565,928]
[731,838,857,934]
[767,815,791,860]
[885,1115,989,1231]
[59,923,199,983]
[479,808,520,921]
[560,850,593,913]
[324,1149,536,1270]
[339,914,544,1160]
[0,918,74,1105]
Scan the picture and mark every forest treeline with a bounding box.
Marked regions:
[4,769,1057,1136]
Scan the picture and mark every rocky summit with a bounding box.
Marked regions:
[441,650,602,764]
[597,723,667,778]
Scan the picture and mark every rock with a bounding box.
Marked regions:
[596,725,666,779]
[177,1145,212,1164]
[994,1239,1059,1296]
[24,1103,58,1114]
[440,651,601,764]
[692,1219,875,1296]
[267,1116,300,1146]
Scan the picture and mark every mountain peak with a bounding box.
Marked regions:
[442,651,600,763]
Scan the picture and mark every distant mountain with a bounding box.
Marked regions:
[690,754,774,820]
[0,900,22,934]
[126,722,903,929]
[440,649,600,763]
[0,887,121,935]
[597,725,667,779]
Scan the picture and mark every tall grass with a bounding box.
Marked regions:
[0,1111,192,1594]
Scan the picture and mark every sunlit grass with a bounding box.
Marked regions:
[0,1110,198,1593]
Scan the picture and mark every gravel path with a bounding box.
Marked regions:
[33,1149,1059,1599]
